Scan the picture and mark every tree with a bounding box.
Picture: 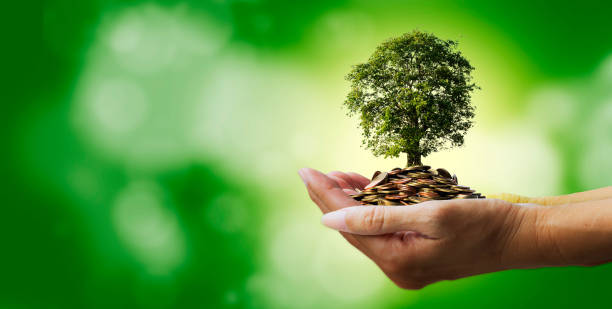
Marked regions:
[344,30,479,167]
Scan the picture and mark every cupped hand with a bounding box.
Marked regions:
[298,167,544,289]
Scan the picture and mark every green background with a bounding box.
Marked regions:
[4,0,612,308]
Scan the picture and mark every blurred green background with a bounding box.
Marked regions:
[3,0,612,308]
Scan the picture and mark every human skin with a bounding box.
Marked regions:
[298,167,612,289]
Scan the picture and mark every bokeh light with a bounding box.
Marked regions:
[5,0,612,308]
[113,180,186,275]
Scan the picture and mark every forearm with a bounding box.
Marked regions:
[506,198,612,268]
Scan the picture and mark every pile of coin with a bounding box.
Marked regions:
[350,165,485,206]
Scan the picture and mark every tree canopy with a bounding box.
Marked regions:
[344,30,478,166]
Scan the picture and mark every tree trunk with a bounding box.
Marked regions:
[406,152,422,167]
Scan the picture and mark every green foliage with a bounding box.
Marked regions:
[344,30,478,166]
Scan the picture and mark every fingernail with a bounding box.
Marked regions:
[321,209,348,232]
[342,188,357,195]
[298,168,309,185]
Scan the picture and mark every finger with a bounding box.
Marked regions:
[299,170,340,214]
[300,169,389,249]
[328,171,363,190]
[342,188,358,196]
[298,169,372,254]
[305,181,328,213]
[321,204,440,237]
[321,174,357,198]
[300,168,361,212]
[346,172,371,189]
[304,182,365,247]
[305,185,370,249]
[327,173,353,190]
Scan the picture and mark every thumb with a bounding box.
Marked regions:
[321,205,430,235]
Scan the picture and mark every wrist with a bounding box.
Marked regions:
[500,204,568,269]
[503,201,612,269]
[530,205,574,266]
[539,201,612,267]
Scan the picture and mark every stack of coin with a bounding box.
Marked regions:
[350,166,485,206]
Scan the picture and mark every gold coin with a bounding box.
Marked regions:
[365,172,388,189]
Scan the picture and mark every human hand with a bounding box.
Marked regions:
[298,167,550,289]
